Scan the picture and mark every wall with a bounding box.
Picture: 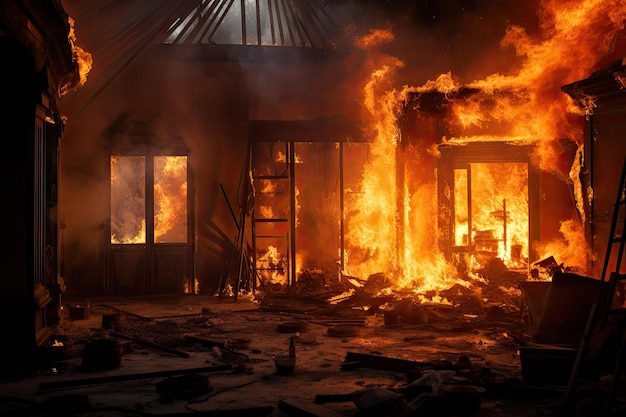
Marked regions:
[59,44,358,296]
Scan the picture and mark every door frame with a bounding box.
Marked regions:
[107,149,195,295]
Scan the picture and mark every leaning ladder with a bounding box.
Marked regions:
[563,155,626,415]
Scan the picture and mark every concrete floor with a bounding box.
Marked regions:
[0,293,623,416]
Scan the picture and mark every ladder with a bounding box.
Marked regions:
[250,141,293,293]
[563,155,626,415]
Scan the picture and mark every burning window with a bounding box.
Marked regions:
[111,156,146,244]
[110,155,188,245]
[154,156,188,243]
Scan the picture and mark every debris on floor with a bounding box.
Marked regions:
[1,283,625,417]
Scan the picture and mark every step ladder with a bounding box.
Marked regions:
[563,155,626,415]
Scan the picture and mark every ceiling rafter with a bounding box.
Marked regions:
[163,0,349,50]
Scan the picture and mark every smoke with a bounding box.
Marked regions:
[57,0,625,292]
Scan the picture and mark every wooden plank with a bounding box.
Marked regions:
[109,332,190,358]
[185,334,227,349]
[137,407,274,417]
[314,394,354,404]
[38,365,232,391]
[278,399,350,417]
[342,352,434,373]
[248,119,366,143]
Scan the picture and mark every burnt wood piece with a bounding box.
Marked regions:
[279,399,350,417]
[144,407,274,417]
[184,334,227,349]
[154,406,274,417]
[95,304,154,321]
[9,404,273,417]
[109,332,190,358]
[248,119,366,143]
[314,394,355,404]
[318,319,367,324]
[38,365,233,391]
[148,313,202,320]
[342,352,435,373]
[258,306,317,314]
[309,320,366,326]
[87,407,275,417]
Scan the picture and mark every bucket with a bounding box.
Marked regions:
[82,338,125,371]
[274,355,296,375]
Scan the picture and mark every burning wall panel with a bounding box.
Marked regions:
[294,142,341,278]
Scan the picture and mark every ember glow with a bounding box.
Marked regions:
[343,0,626,290]
[257,245,287,284]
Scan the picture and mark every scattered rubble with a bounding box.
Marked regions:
[3,266,625,417]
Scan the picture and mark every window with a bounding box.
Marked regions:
[111,155,188,244]
[111,156,146,244]
[154,156,188,243]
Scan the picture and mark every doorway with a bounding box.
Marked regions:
[108,153,194,295]
[453,162,530,269]
[437,142,540,270]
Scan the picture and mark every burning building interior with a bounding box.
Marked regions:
[2,0,626,416]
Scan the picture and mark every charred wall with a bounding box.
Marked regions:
[563,61,626,277]
[59,42,358,296]
[0,0,78,379]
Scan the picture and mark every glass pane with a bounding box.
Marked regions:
[454,169,469,247]
[244,0,259,45]
[294,142,341,278]
[111,156,146,244]
[154,156,188,243]
[212,1,242,44]
[258,0,272,45]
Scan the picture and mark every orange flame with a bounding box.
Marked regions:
[345,0,626,290]
[154,156,188,243]
[67,17,93,88]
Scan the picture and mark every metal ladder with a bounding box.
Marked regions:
[563,155,626,415]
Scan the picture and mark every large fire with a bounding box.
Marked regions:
[341,0,626,293]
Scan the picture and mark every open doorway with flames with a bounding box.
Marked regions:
[241,119,368,295]
[437,143,538,274]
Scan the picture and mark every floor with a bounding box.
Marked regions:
[0,292,624,417]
